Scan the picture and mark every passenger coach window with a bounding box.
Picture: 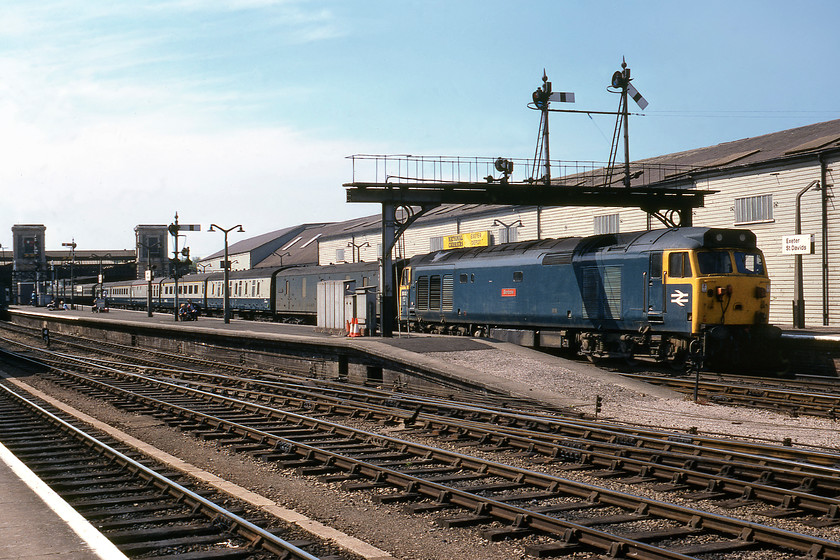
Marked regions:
[668,252,692,278]
[697,251,733,274]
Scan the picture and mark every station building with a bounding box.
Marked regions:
[5,224,136,305]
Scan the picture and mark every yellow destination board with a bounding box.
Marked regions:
[443,231,490,250]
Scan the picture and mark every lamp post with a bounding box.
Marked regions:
[793,180,820,329]
[61,239,76,308]
[346,240,370,263]
[90,253,112,302]
[209,223,244,324]
[492,219,523,244]
[137,240,160,317]
[271,250,291,266]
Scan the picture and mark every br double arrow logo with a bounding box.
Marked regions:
[670,289,689,307]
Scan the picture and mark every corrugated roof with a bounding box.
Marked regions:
[203,223,330,260]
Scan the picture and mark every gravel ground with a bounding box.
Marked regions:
[7,340,840,560]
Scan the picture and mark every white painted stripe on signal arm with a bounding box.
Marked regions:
[4,376,397,560]
[0,441,129,560]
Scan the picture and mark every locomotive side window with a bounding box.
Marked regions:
[697,251,733,274]
[513,271,523,282]
[734,251,765,275]
[650,253,662,278]
[668,252,692,278]
[459,273,468,284]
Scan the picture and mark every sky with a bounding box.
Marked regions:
[1,0,839,259]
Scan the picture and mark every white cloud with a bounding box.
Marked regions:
[0,0,364,258]
[0,109,366,256]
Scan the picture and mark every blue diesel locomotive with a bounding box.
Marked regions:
[398,227,778,368]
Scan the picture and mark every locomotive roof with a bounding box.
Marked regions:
[408,227,758,266]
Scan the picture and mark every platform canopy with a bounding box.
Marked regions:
[344,155,714,337]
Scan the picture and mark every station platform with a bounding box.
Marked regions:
[779,324,840,343]
[0,440,126,560]
[4,305,681,409]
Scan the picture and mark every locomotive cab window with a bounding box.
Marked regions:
[697,251,733,275]
[668,252,692,278]
[734,251,765,275]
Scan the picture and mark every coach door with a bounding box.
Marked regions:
[646,252,664,322]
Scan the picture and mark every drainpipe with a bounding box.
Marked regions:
[793,179,820,328]
[819,154,829,325]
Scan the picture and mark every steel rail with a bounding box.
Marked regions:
[621,373,840,417]
[12,351,840,559]
[0,324,560,413]
[0,382,322,560]
[6,339,840,504]
[132,368,840,518]
[6,336,839,477]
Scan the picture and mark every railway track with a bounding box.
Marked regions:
[1,337,838,559]
[618,371,840,419]
[0,381,352,560]
[0,321,572,417]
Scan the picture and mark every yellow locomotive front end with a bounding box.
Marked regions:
[688,247,771,332]
[664,243,777,370]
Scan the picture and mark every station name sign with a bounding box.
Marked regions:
[444,230,490,250]
[782,234,814,255]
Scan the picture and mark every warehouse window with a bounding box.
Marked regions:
[335,248,345,263]
[594,213,620,234]
[497,226,519,244]
[734,194,773,225]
